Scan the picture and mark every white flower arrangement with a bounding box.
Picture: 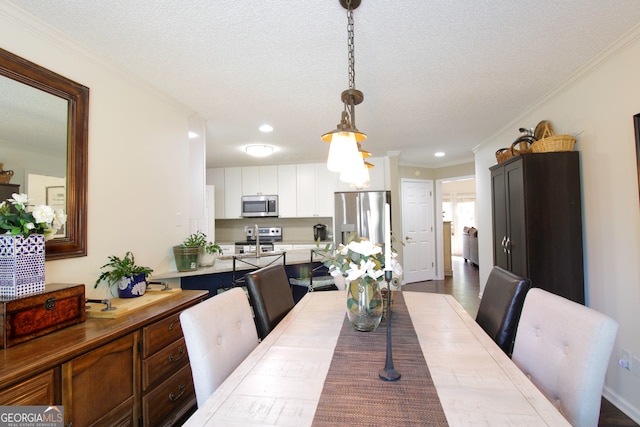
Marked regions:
[0,193,67,240]
[316,233,403,289]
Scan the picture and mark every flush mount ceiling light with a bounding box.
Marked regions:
[259,124,273,133]
[322,0,371,189]
[434,152,445,157]
[245,144,274,157]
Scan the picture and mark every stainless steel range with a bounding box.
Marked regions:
[235,226,282,254]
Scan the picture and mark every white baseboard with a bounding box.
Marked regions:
[603,386,640,424]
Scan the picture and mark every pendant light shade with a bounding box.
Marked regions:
[340,152,370,189]
[326,131,360,172]
[322,0,372,189]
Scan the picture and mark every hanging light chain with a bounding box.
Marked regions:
[346,0,356,90]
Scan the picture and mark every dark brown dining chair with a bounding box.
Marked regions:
[475,266,531,357]
[244,264,295,340]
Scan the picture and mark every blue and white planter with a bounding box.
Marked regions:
[0,234,46,298]
[117,273,148,298]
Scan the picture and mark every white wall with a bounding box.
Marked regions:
[1,4,201,296]
[474,25,640,421]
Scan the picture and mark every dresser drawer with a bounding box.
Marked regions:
[0,369,58,405]
[142,337,189,392]
[142,312,183,357]
[142,364,195,427]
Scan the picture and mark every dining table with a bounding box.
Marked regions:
[184,290,570,426]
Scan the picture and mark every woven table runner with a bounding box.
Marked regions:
[312,292,449,426]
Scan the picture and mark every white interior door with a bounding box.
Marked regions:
[401,179,435,283]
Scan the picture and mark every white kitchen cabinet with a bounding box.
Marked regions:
[224,167,242,218]
[209,168,225,219]
[297,163,337,218]
[242,166,278,195]
[277,165,297,218]
[366,156,386,191]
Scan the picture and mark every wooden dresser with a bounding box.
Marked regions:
[0,289,207,427]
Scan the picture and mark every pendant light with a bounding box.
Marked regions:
[322,0,371,188]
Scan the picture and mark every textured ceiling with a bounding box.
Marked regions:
[6,0,640,168]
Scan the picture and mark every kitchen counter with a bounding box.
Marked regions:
[151,248,321,280]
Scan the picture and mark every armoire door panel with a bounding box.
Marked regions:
[491,167,508,269]
[505,161,527,277]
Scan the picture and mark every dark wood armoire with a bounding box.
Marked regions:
[490,152,584,304]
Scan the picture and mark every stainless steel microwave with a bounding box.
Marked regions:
[241,195,278,218]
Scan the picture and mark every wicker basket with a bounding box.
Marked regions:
[531,135,576,153]
[0,171,13,184]
[0,163,13,184]
[495,147,512,163]
[496,137,533,163]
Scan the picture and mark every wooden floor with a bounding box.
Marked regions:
[402,256,638,427]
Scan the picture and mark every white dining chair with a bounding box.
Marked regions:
[512,288,618,427]
[180,287,259,407]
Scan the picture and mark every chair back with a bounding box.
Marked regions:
[244,264,295,339]
[180,288,258,407]
[512,288,618,427]
[476,266,531,356]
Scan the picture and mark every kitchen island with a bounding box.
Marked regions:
[152,249,328,298]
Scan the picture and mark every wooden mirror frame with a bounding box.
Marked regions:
[0,47,88,260]
[635,113,640,204]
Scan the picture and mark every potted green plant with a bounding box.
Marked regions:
[173,232,206,272]
[200,241,223,267]
[94,251,153,298]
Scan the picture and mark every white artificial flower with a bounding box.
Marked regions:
[345,261,365,281]
[55,210,67,225]
[347,239,382,257]
[32,205,56,225]
[10,193,29,209]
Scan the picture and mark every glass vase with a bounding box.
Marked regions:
[346,277,383,332]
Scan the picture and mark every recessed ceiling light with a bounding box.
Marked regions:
[245,144,274,157]
[259,124,273,133]
[434,152,445,157]
[188,131,199,139]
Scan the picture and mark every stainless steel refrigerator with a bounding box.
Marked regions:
[334,191,391,246]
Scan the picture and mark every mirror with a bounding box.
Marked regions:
[0,47,88,260]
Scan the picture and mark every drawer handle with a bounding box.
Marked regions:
[44,297,57,310]
[169,384,186,401]
[168,319,179,331]
[169,347,185,363]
